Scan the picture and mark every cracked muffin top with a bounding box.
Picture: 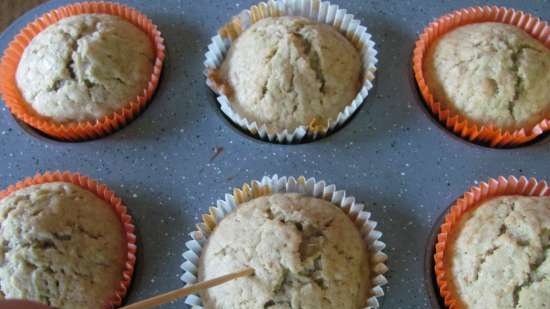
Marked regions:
[446,196,550,309]
[198,193,369,309]
[15,14,155,123]
[0,182,125,309]
[210,16,362,132]
[425,22,550,130]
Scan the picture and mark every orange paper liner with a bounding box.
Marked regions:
[413,6,550,147]
[0,171,137,309]
[434,176,550,309]
[0,1,165,141]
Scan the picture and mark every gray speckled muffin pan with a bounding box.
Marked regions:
[0,1,549,308]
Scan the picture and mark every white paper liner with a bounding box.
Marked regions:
[180,175,389,309]
[204,0,378,143]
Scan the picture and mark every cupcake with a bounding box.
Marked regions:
[210,16,362,134]
[0,2,165,140]
[442,196,550,308]
[16,14,154,123]
[0,173,135,309]
[413,7,550,147]
[198,193,369,309]
[182,176,388,309]
[425,22,550,131]
[205,0,377,143]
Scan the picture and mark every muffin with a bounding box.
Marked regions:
[445,196,550,309]
[209,16,363,133]
[15,14,155,123]
[198,193,369,309]
[425,22,550,131]
[0,182,125,309]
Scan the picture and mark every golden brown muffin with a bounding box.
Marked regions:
[198,193,369,309]
[0,182,125,309]
[446,196,550,309]
[425,22,550,130]
[16,14,154,122]
[211,16,362,133]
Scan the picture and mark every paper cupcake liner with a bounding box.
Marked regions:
[204,0,378,143]
[434,176,550,309]
[413,6,550,148]
[0,171,137,308]
[0,1,165,141]
[180,175,388,308]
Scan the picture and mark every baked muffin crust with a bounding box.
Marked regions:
[198,193,369,309]
[447,196,550,309]
[425,22,550,130]
[0,182,125,309]
[211,17,362,132]
[16,14,154,122]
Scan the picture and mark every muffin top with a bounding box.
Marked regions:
[211,16,362,132]
[425,22,550,130]
[0,182,125,309]
[447,196,550,309]
[198,193,369,309]
[16,14,155,123]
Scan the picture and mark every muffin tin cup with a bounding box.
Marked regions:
[180,175,389,309]
[434,176,550,309]
[204,0,378,143]
[0,171,137,308]
[424,207,447,309]
[412,6,550,148]
[0,1,165,141]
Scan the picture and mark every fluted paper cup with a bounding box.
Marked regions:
[180,175,388,308]
[204,0,378,143]
[434,176,549,309]
[0,1,165,141]
[0,171,137,308]
[413,6,550,147]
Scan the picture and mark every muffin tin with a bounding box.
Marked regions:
[0,0,549,308]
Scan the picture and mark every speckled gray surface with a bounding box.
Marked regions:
[0,0,549,308]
